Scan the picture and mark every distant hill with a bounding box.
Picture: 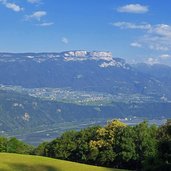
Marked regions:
[0,153,129,171]
[132,63,171,87]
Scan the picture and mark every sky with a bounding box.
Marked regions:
[0,0,171,65]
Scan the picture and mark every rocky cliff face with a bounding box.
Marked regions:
[63,50,112,58]
[62,50,130,68]
[63,50,113,62]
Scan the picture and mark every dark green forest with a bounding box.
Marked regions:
[0,120,170,171]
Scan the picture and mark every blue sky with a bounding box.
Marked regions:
[0,0,171,64]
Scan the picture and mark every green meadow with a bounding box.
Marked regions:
[0,153,129,171]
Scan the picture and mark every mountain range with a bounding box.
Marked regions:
[0,50,170,144]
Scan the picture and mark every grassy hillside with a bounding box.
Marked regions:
[0,153,129,171]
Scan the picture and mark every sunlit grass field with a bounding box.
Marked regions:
[0,153,129,171]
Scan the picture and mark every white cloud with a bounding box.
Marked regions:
[27,0,41,3]
[117,4,148,14]
[0,0,23,12]
[141,34,171,51]
[113,21,171,51]
[38,22,54,27]
[6,3,23,12]
[148,24,171,37]
[113,22,151,30]
[160,54,171,59]
[26,11,47,21]
[141,25,171,51]
[130,42,142,48]
[62,37,69,44]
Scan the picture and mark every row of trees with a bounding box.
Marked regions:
[0,120,170,170]
[0,137,33,154]
[35,120,171,171]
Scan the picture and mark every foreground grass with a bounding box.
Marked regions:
[0,153,129,171]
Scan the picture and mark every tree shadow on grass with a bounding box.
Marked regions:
[1,163,61,171]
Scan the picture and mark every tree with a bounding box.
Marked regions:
[33,142,48,156]
[134,121,157,169]
[90,120,126,149]
[89,120,126,166]
[45,130,78,160]
[7,137,33,154]
[69,126,100,163]
[0,136,8,152]
[156,120,171,170]
[115,126,137,169]
[143,120,171,171]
